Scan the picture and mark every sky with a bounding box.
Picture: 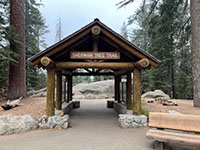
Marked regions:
[39,0,140,47]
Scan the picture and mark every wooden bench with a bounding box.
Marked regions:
[146,112,200,150]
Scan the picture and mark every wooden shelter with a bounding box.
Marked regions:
[29,19,160,116]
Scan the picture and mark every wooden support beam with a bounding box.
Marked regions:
[56,71,62,110]
[64,77,67,102]
[56,62,135,69]
[135,58,150,69]
[114,76,118,101]
[114,69,128,76]
[46,68,55,116]
[40,57,55,68]
[132,68,142,115]
[126,71,132,110]
[72,72,114,76]
[67,75,72,102]
[70,75,73,101]
[115,75,121,103]
[117,75,121,103]
[92,26,101,52]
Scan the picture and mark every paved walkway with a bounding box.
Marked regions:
[0,99,153,150]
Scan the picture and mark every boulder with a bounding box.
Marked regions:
[39,115,69,129]
[0,115,39,135]
[28,80,115,99]
[142,90,170,99]
[73,80,114,99]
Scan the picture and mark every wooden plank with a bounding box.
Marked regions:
[46,68,55,116]
[149,112,200,132]
[56,71,62,110]
[126,71,132,109]
[146,129,200,147]
[56,62,135,69]
[70,52,120,60]
[132,68,142,115]
[101,28,158,68]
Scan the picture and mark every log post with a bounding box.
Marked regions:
[135,58,149,69]
[67,75,72,102]
[56,71,62,110]
[70,75,73,101]
[40,57,55,68]
[132,68,142,115]
[91,25,101,52]
[46,68,55,116]
[56,62,135,70]
[115,75,121,103]
[126,71,132,109]
[64,76,67,102]
[114,76,118,101]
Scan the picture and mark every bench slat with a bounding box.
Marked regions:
[146,129,200,147]
[149,112,200,133]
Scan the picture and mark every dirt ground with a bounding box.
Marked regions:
[143,98,200,115]
[0,97,46,121]
[0,97,200,122]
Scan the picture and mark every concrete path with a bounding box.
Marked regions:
[0,99,153,150]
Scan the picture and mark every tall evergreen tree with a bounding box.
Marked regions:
[25,0,48,91]
[118,0,192,98]
[0,0,18,89]
[191,0,200,106]
[8,0,26,99]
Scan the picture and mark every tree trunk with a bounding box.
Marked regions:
[191,0,200,107]
[8,0,26,99]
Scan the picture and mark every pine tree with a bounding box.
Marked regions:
[55,16,62,42]
[118,0,192,99]
[191,0,200,106]
[8,0,26,99]
[25,0,48,91]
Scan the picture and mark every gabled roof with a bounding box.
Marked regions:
[29,18,160,67]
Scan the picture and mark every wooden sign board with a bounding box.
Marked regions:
[70,52,120,60]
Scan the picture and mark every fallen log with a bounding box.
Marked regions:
[1,97,23,110]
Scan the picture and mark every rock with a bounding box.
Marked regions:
[0,115,39,135]
[86,94,96,99]
[29,80,115,99]
[118,114,147,128]
[73,80,114,99]
[142,90,170,99]
[167,110,181,114]
[40,115,69,129]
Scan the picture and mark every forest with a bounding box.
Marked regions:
[0,0,199,102]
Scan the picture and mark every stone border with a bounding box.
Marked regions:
[108,101,148,128]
